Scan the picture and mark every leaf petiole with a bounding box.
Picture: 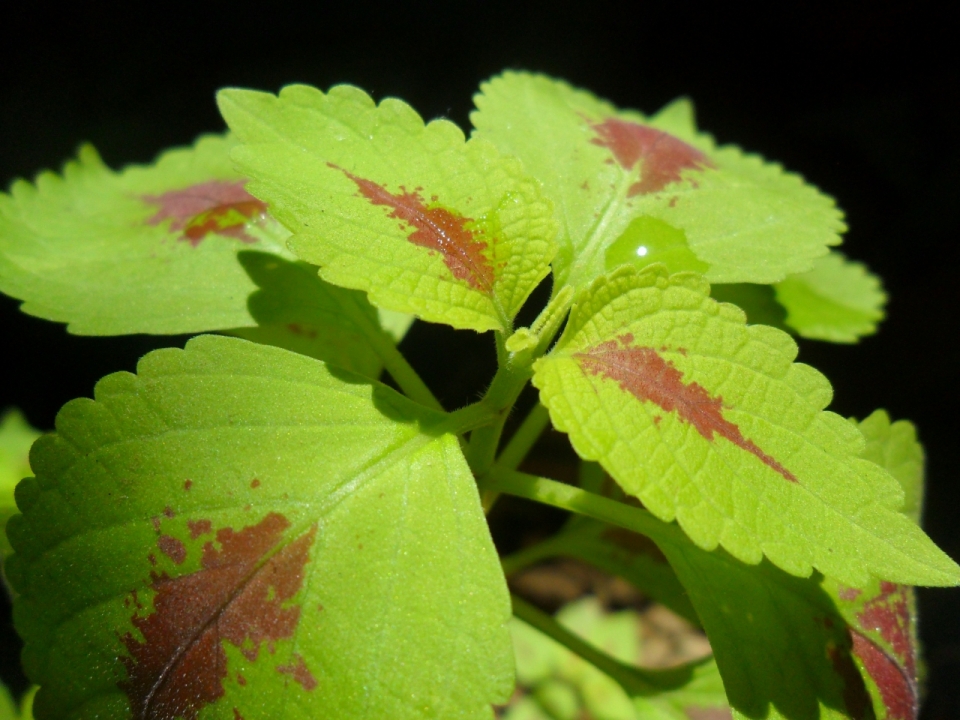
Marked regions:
[480,466,685,549]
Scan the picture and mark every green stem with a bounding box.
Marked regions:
[480,467,686,548]
[497,402,550,470]
[372,333,444,412]
[511,594,697,696]
[501,539,561,576]
[465,333,533,476]
[480,402,551,513]
[443,401,499,436]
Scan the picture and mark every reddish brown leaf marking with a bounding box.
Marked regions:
[250,479,261,489]
[837,585,862,602]
[119,512,317,720]
[329,163,495,292]
[233,710,244,720]
[857,582,915,677]
[575,334,797,482]
[588,118,713,196]
[148,554,157,567]
[850,630,917,719]
[157,536,187,565]
[828,644,872,720]
[187,519,213,540]
[236,673,247,686]
[142,180,267,247]
[183,480,193,492]
[851,582,918,719]
[163,506,175,519]
[276,652,318,691]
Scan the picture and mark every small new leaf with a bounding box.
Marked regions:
[533,265,958,586]
[6,336,512,720]
[218,84,558,333]
[472,72,845,291]
[775,252,887,343]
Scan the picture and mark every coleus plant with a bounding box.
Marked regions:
[0,71,954,720]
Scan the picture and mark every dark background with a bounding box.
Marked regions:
[1,1,957,716]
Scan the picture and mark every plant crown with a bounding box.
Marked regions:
[0,72,953,720]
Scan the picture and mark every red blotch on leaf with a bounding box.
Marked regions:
[157,536,187,565]
[276,652,318,691]
[142,180,268,247]
[851,582,918,719]
[330,164,495,292]
[183,480,193,492]
[575,335,797,482]
[187,519,213,540]
[250,479,261,489]
[119,512,317,720]
[849,630,917,720]
[589,118,713,196]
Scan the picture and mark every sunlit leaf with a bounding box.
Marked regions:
[219,84,557,333]
[472,72,844,291]
[0,136,289,335]
[6,336,512,719]
[533,264,958,586]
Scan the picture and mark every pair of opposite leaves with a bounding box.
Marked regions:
[2,73,954,720]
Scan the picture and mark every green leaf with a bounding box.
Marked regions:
[856,411,923,526]
[532,264,958,587]
[472,72,845,292]
[225,251,391,377]
[820,411,927,719]
[0,409,40,563]
[774,252,886,343]
[218,84,558,334]
[6,336,512,719]
[0,681,18,720]
[660,544,871,720]
[710,283,789,331]
[0,136,293,335]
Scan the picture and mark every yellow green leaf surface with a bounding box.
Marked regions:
[218,84,557,333]
[6,336,512,719]
[775,252,887,343]
[0,136,291,335]
[533,265,958,587]
[472,72,845,291]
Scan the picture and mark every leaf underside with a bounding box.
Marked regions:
[6,336,512,720]
[533,264,958,587]
[219,83,558,333]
